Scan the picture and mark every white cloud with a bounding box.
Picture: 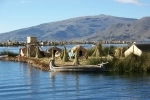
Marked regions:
[114,0,149,6]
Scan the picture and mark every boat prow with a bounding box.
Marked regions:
[49,59,108,72]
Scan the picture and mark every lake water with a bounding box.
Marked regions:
[0,60,150,100]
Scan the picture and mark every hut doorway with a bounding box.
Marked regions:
[53,50,57,56]
[79,50,82,56]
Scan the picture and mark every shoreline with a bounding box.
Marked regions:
[0,56,50,71]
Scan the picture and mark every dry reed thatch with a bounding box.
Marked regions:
[114,47,124,58]
[47,46,61,57]
[62,45,69,62]
[73,48,80,65]
[52,47,54,59]
[70,45,88,59]
[35,46,42,58]
[92,43,102,57]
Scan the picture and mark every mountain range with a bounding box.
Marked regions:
[0,14,150,42]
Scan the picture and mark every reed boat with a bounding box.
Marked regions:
[49,59,108,72]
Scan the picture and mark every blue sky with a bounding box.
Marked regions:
[0,0,150,33]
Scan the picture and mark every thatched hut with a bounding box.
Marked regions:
[70,45,88,58]
[47,46,62,57]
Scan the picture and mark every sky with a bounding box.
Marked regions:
[0,0,150,33]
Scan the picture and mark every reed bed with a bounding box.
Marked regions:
[87,46,150,72]
[107,52,150,72]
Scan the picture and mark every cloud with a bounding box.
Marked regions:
[114,0,149,6]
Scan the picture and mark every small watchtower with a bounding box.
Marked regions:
[26,36,38,57]
[27,36,37,44]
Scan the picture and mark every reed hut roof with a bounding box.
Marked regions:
[47,46,61,53]
[47,46,62,57]
[70,45,87,56]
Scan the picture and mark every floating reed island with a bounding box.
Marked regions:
[0,43,109,71]
[1,42,150,72]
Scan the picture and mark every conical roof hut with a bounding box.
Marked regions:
[62,45,69,62]
[92,43,102,57]
[47,46,62,57]
[70,45,88,58]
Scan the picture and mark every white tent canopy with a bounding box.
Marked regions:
[124,44,142,57]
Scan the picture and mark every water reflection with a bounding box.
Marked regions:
[49,71,150,99]
[18,62,41,94]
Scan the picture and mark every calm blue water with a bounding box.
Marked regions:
[0,60,150,100]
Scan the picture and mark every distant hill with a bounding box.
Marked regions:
[1,14,149,42]
[82,17,150,41]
